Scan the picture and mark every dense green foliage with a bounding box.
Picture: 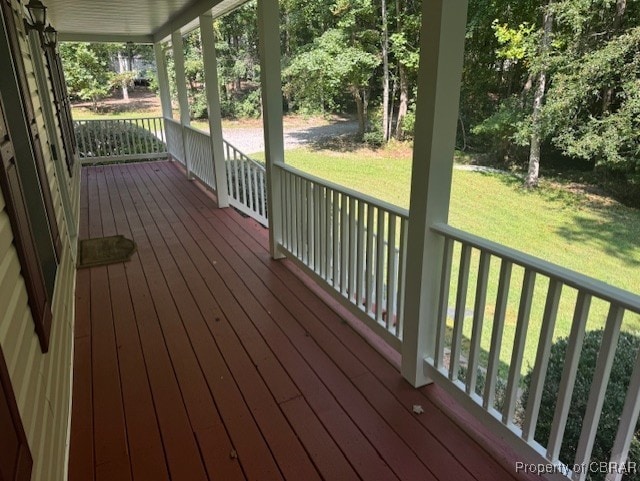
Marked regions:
[60,43,154,109]
[62,0,640,193]
[209,0,640,190]
[522,330,640,480]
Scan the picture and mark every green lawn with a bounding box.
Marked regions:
[279,147,640,378]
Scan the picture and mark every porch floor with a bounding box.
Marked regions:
[69,161,525,481]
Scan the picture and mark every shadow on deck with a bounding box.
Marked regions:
[69,161,539,481]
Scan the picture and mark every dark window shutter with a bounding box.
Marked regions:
[0,95,52,352]
[44,48,76,175]
[0,343,33,481]
[1,0,62,259]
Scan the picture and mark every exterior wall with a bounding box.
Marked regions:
[0,1,79,480]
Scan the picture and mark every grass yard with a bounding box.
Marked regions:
[279,147,640,378]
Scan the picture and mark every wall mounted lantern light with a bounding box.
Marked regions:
[43,24,57,49]
[24,0,47,33]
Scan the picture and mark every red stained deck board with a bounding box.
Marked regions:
[280,395,361,481]
[123,163,321,481]
[106,263,170,481]
[150,167,443,480]
[143,165,403,481]
[70,161,538,481]
[111,164,286,481]
[105,166,220,481]
[68,336,94,481]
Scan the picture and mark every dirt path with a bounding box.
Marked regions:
[222,119,360,154]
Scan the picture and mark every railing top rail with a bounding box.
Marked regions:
[163,117,181,126]
[433,222,640,313]
[274,161,409,220]
[74,116,164,123]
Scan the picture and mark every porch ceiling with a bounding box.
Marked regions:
[48,0,247,44]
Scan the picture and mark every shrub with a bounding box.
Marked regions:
[457,365,511,414]
[190,91,209,120]
[521,330,640,480]
[75,121,166,161]
[235,89,262,118]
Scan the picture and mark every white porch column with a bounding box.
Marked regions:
[401,0,468,387]
[199,14,230,207]
[153,42,172,119]
[257,0,285,259]
[172,30,192,177]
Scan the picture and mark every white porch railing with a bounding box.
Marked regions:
[165,118,185,166]
[74,117,167,164]
[427,223,640,479]
[224,140,268,226]
[274,161,408,352]
[165,118,268,226]
[184,125,216,189]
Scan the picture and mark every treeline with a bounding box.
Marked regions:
[202,0,640,187]
[62,0,640,191]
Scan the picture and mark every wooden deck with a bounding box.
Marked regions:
[69,161,534,481]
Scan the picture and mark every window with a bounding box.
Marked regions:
[1,0,59,352]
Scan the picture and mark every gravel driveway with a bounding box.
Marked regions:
[222,119,359,155]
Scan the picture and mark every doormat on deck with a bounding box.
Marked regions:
[77,235,136,269]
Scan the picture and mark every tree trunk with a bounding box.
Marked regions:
[233,36,242,92]
[118,51,129,100]
[353,88,370,136]
[381,0,390,141]
[354,90,365,136]
[525,5,553,188]
[395,64,409,139]
[602,0,627,113]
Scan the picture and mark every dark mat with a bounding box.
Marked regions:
[78,235,136,269]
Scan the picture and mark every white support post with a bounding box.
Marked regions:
[257,0,285,259]
[199,14,229,207]
[153,42,172,119]
[171,30,192,177]
[400,0,469,387]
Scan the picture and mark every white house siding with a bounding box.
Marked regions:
[0,1,79,481]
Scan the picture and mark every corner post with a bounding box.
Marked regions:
[199,14,230,207]
[401,0,468,387]
[257,0,285,259]
[153,42,172,119]
[171,30,192,177]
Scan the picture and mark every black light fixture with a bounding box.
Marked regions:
[43,24,57,49]
[24,0,47,32]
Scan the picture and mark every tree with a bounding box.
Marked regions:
[525,1,554,188]
[381,0,390,141]
[285,29,380,134]
[60,43,113,110]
